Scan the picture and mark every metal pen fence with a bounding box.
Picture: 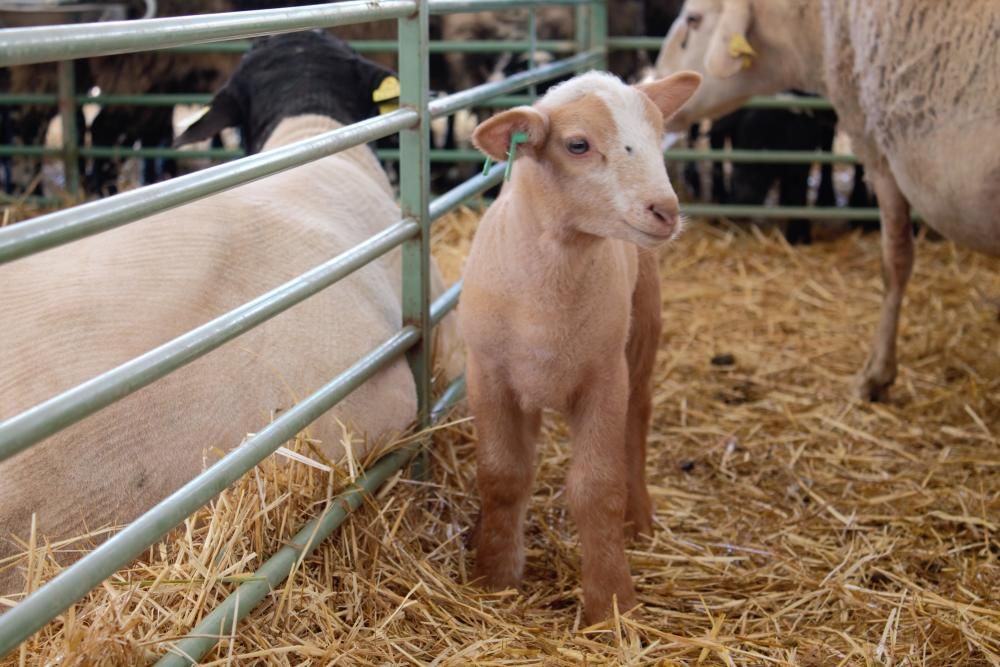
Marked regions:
[0,12,881,221]
[0,0,604,661]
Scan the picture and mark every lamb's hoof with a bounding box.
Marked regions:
[472,553,524,592]
[583,588,638,626]
[853,372,893,403]
[624,514,654,542]
[472,567,522,592]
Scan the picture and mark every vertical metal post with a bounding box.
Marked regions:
[398,0,432,478]
[57,60,81,196]
[589,0,607,70]
[574,2,590,72]
[528,9,538,101]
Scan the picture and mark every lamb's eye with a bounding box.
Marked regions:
[686,13,702,29]
[567,138,590,155]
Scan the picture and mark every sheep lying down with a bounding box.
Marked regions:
[0,32,461,596]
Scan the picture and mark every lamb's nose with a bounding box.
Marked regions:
[648,198,680,231]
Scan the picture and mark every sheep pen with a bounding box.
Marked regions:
[1,207,997,665]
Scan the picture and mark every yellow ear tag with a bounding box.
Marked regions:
[727,34,756,69]
[373,76,400,114]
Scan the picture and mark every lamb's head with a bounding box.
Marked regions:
[175,30,398,153]
[654,0,800,130]
[473,70,701,248]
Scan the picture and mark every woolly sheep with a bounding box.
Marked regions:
[655,0,1000,401]
[0,32,460,596]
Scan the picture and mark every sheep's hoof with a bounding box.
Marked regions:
[853,370,894,403]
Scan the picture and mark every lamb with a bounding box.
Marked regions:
[459,69,701,623]
[0,31,460,595]
[654,0,1000,401]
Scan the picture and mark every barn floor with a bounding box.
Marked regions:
[4,211,999,666]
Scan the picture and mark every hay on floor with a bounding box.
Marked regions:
[2,210,998,666]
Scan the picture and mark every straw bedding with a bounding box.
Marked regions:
[1,207,998,666]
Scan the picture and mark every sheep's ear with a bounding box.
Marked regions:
[174,87,241,147]
[705,0,755,79]
[472,106,549,162]
[635,71,702,122]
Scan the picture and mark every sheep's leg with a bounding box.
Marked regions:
[568,360,635,623]
[623,252,660,540]
[855,170,913,402]
[468,356,540,590]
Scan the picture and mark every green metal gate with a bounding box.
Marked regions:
[0,0,605,661]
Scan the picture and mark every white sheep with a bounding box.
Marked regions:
[0,31,460,595]
[655,0,1000,401]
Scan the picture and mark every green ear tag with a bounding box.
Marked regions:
[482,131,530,180]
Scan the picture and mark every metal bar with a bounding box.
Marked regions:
[170,38,577,54]
[0,108,417,266]
[683,203,882,221]
[0,326,423,659]
[429,0,590,12]
[0,219,419,466]
[0,146,62,157]
[57,60,80,196]
[452,93,838,110]
[0,92,836,112]
[430,279,462,326]
[588,0,607,70]
[528,9,538,101]
[574,2,589,72]
[0,145,238,159]
[664,148,860,165]
[428,51,598,119]
[0,0,416,67]
[399,0,433,482]
[606,35,663,50]
[78,93,214,106]
[0,145,859,166]
[80,146,242,159]
[152,373,467,667]
[428,162,504,220]
[742,96,834,110]
[431,374,466,422]
[0,94,59,105]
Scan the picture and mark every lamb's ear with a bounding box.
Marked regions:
[472,106,549,162]
[635,71,702,122]
[705,0,755,79]
[174,86,241,147]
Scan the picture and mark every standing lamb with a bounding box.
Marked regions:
[654,0,1000,401]
[0,31,459,595]
[459,69,701,623]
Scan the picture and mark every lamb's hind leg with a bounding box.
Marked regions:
[568,360,635,623]
[624,251,661,540]
[855,170,913,402]
[468,355,541,590]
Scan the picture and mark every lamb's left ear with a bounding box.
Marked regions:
[472,106,549,162]
[635,71,703,122]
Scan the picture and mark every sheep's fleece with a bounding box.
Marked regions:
[0,32,461,595]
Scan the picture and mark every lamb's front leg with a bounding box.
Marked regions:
[467,356,541,590]
[567,360,636,623]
